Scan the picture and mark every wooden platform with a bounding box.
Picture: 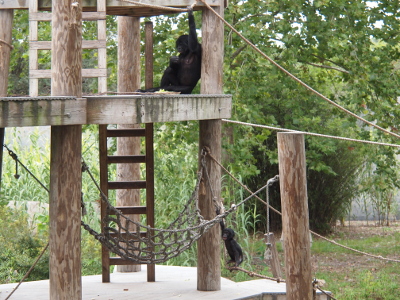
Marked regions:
[0,265,331,300]
[0,0,213,17]
[0,94,232,127]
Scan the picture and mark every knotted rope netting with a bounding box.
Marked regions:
[81,152,271,264]
[81,154,221,264]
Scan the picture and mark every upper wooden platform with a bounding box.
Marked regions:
[0,94,231,127]
[0,0,220,17]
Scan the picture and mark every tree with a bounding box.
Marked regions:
[221,0,400,232]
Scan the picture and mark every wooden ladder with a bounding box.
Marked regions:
[28,0,107,96]
[99,124,155,282]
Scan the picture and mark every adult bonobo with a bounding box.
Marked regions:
[137,8,201,94]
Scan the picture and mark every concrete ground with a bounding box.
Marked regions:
[0,265,330,300]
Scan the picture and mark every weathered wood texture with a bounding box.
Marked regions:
[98,124,110,283]
[49,0,83,299]
[116,16,141,273]
[1,0,218,17]
[145,22,153,89]
[29,0,39,96]
[49,125,82,300]
[143,20,156,282]
[0,9,13,191]
[29,0,107,95]
[264,233,282,279]
[0,9,13,96]
[277,133,312,300]
[197,1,224,291]
[0,95,231,127]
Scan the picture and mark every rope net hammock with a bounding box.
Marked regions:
[81,152,271,264]
[82,156,225,264]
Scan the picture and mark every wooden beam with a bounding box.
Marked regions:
[0,9,13,193]
[197,1,224,291]
[0,95,231,127]
[115,16,142,274]
[1,0,218,11]
[143,20,156,283]
[49,0,82,299]
[277,133,312,300]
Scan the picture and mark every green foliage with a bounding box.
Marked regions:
[221,0,400,233]
[0,206,49,283]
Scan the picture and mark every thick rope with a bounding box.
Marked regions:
[0,38,13,50]
[222,119,400,149]
[227,266,337,300]
[4,243,49,300]
[199,0,400,141]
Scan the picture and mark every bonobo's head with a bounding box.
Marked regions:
[176,35,189,54]
[222,228,235,240]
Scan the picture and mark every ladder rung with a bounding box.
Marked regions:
[29,12,52,22]
[82,11,107,21]
[109,257,138,266]
[29,40,107,50]
[108,181,147,190]
[114,206,147,215]
[107,128,146,137]
[109,231,148,239]
[107,155,146,164]
[30,69,107,79]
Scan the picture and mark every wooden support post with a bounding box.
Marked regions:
[144,21,156,282]
[197,2,224,291]
[145,22,153,89]
[50,1,82,299]
[277,133,312,300]
[264,233,282,279]
[116,16,141,273]
[0,9,13,192]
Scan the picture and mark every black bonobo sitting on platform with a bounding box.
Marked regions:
[136,8,201,94]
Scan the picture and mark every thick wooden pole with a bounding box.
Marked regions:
[116,16,141,273]
[277,133,312,300]
[50,0,82,299]
[143,21,156,282]
[197,2,224,291]
[0,9,14,192]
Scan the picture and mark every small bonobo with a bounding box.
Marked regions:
[222,228,243,266]
[137,8,201,94]
[217,208,243,266]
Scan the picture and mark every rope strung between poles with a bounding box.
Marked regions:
[222,119,400,149]
[227,266,337,300]
[199,0,400,142]
[3,144,49,192]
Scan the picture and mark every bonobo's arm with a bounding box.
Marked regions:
[187,8,199,52]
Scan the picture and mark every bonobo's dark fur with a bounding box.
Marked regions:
[222,228,243,266]
[217,208,243,266]
[137,8,201,94]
